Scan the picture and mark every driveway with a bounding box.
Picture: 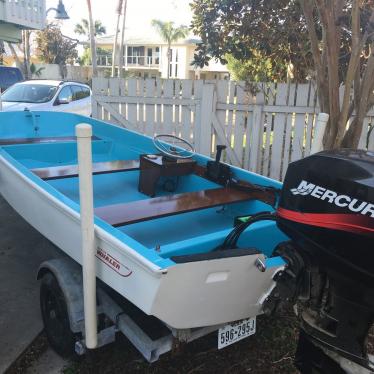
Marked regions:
[0,196,62,373]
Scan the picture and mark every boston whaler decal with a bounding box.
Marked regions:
[96,248,133,277]
[290,180,374,218]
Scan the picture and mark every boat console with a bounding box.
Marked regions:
[138,154,196,197]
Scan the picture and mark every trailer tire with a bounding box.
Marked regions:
[40,271,77,358]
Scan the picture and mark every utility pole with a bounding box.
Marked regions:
[118,0,127,77]
[111,0,123,77]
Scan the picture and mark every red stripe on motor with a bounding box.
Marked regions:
[277,207,374,235]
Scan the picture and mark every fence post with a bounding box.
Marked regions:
[248,104,263,173]
[91,77,99,119]
[310,112,329,154]
[195,83,214,156]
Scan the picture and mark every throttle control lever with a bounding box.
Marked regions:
[206,145,232,185]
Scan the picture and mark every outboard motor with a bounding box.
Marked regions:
[269,150,374,373]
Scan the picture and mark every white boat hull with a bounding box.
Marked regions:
[0,156,284,329]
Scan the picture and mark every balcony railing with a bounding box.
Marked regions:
[97,54,160,68]
[0,0,46,30]
[125,56,159,68]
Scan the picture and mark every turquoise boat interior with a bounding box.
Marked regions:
[0,111,288,269]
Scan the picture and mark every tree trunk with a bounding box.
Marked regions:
[118,0,127,77]
[7,43,23,70]
[111,0,123,77]
[86,0,98,78]
[315,1,340,149]
[342,44,374,148]
[167,45,171,78]
[23,30,31,79]
[301,0,374,150]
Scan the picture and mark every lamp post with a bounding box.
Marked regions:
[46,0,70,20]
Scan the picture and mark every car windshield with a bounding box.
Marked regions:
[1,83,58,103]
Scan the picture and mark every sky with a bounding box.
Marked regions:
[46,0,193,41]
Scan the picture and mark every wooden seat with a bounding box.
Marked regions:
[32,159,140,180]
[94,187,256,226]
[0,135,100,146]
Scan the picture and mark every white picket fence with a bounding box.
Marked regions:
[92,78,374,181]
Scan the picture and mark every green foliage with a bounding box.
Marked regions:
[190,0,312,82]
[35,23,78,65]
[226,52,288,82]
[74,19,106,39]
[151,20,189,46]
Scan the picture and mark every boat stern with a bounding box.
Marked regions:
[150,250,285,329]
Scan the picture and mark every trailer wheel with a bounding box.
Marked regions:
[40,272,76,357]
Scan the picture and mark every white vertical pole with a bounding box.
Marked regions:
[311,112,329,154]
[76,123,97,349]
[118,0,127,77]
[195,83,214,156]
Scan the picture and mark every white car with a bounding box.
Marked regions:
[0,80,92,116]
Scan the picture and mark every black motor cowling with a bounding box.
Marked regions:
[274,149,374,373]
[278,149,374,281]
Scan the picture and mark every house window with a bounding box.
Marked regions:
[147,48,153,65]
[168,49,179,77]
[127,46,145,65]
[169,49,173,77]
[175,49,178,77]
[155,47,160,64]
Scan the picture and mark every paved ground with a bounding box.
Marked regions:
[25,348,68,374]
[0,196,62,373]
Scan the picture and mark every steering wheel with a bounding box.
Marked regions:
[153,134,195,159]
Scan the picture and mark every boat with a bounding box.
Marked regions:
[0,110,288,350]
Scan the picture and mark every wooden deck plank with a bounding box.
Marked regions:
[0,135,100,146]
[32,159,139,180]
[94,187,256,226]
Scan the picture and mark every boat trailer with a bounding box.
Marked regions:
[37,257,226,362]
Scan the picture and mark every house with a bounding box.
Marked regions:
[0,0,46,43]
[95,33,229,80]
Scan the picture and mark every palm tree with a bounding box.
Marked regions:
[151,20,188,78]
[74,19,106,40]
[86,0,98,78]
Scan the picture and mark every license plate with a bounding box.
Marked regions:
[218,317,256,349]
